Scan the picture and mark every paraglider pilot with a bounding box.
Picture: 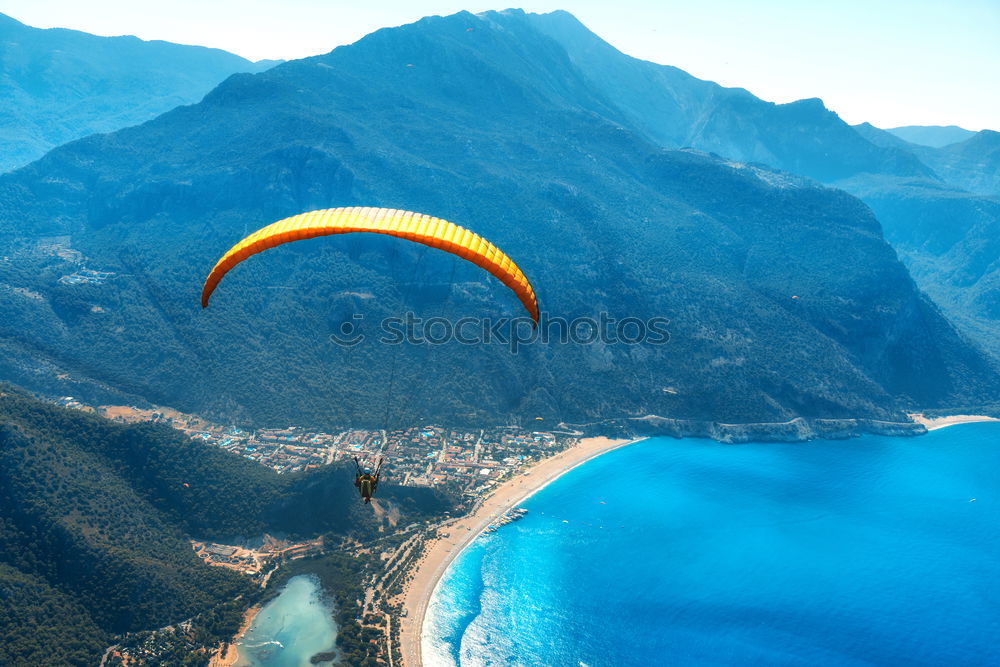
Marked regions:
[354,457,383,504]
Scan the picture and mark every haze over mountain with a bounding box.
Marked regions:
[853,122,923,151]
[0,9,997,430]
[913,130,1000,197]
[854,123,1000,197]
[0,12,278,173]
[886,125,976,148]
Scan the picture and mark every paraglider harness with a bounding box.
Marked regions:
[354,456,383,504]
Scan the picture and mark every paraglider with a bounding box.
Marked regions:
[201,207,538,324]
[354,457,384,504]
[202,207,540,499]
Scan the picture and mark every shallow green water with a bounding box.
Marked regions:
[235,575,337,667]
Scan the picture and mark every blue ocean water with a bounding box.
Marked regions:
[424,424,1000,666]
[235,575,337,667]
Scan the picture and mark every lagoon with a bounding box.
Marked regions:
[235,575,337,667]
[425,423,1000,666]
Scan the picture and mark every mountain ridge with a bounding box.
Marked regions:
[0,12,279,172]
[523,10,936,184]
[886,124,978,148]
[0,9,997,429]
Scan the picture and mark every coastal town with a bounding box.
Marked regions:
[70,398,570,493]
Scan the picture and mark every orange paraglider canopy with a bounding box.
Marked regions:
[201,206,538,324]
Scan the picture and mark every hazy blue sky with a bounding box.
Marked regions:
[5,0,997,130]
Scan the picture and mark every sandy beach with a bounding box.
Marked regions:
[209,604,260,667]
[397,435,641,667]
[909,413,1000,431]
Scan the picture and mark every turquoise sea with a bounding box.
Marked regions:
[424,424,1000,666]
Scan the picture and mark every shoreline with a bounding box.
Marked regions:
[908,413,1000,431]
[209,604,260,667]
[398,435,642,667]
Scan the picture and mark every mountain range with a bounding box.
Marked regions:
[527,11,937,185]
[515,11,1000,365]
[0,12,277,173]
[0,9,997,430]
